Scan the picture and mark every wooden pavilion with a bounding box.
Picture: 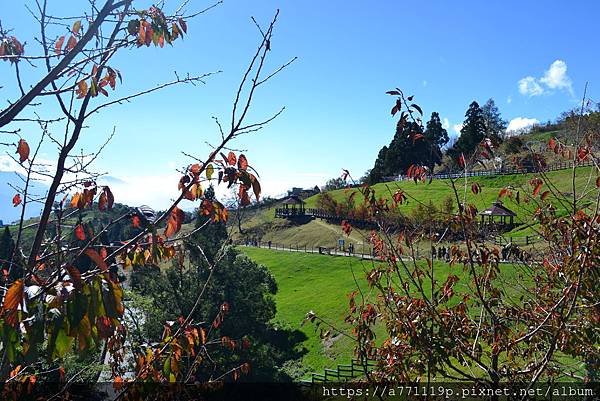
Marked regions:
[275,195,306,218]
[479,200,516,228]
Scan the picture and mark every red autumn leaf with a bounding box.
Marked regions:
[238,186,251,206]
[238,154,248,171]
[190,163,201,174]
[165,207,185,237]
[97,188,111,210]
[386,90,400,96]
[54,36,65,55]
[390,105,399,116]
[16,139,30,163]
[12,194,21,207]
[66,35,77,52]
[412,133,424,143]
[227,151,237,166]
[132,215,141,228]
[65,265,83,290]
[84,248,108,272]
[499,188,508,198]
[458,153,466,169]
[75,224,86,241]
[596,177,600,188]
[533,181,543,198]
[251,175,261,201]
[2,280,24,326]
[98,192,108,211]
[471,183,480,195]
[549,137,556,149]
[540,191,550,202]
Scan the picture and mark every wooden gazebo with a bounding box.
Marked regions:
[275,195,306,218]
[479,200,516,227]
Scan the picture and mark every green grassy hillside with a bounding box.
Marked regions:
[241,247,527,378]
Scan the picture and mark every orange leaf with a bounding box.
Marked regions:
[75,224,86,241]
[540,191,550,202]
[66,35,77,52]
[16,139,29,163]
[84,248,108,272]
[458,153,466,169]
[54,36,65,55]
[2,279,24,327]
[227,151,236,166]
[98,186,114,210]
[190,163,202,174]
[12,194,21,207]
[165,207,185,237]
[533,181,543,198]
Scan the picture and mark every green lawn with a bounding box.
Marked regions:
[303,166,597,233]
[240,247,529,378]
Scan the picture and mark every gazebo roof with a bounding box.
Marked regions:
[281,195,305,205]
[479,201,516,217]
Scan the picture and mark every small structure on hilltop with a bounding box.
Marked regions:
[275,195,306,218]
[479,200,516,228]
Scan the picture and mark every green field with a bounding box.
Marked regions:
[233,167,598,254]
[240,247,530,379]
[303,166,596,221]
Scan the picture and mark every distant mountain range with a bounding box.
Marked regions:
[0,171,47,225]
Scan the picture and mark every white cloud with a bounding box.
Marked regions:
[540,60,572,93]
[442,118,450,130]
[506,117,539,133]
[507,96,512,104]
[422,80,428,87]
[453,123,463,135]
[517,60,573,97]
[518,76,544,97]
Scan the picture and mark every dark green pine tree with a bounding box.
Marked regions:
[368,145,389,184]
[384,120,427,176]
[481,98,507,144]
[424,112,449,170]
[448,101,487,161]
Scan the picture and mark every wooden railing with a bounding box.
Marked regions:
[383,159,596,182]
[300,358,377,385]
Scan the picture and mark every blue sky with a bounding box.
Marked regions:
[1,0,598,210]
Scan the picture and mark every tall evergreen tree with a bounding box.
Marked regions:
[368,145,388,184]
[448,101,486,161]
[481,98,507,143]
[424,112,449,169]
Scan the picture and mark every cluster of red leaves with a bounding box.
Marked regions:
[406,164,429,183]
[54,20,82,56]
[0,36,25,63]
[75,64,121,99]
[70,183,114,211]
[341,220,352,236]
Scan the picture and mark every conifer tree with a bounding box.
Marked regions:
[448,101,486,161]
